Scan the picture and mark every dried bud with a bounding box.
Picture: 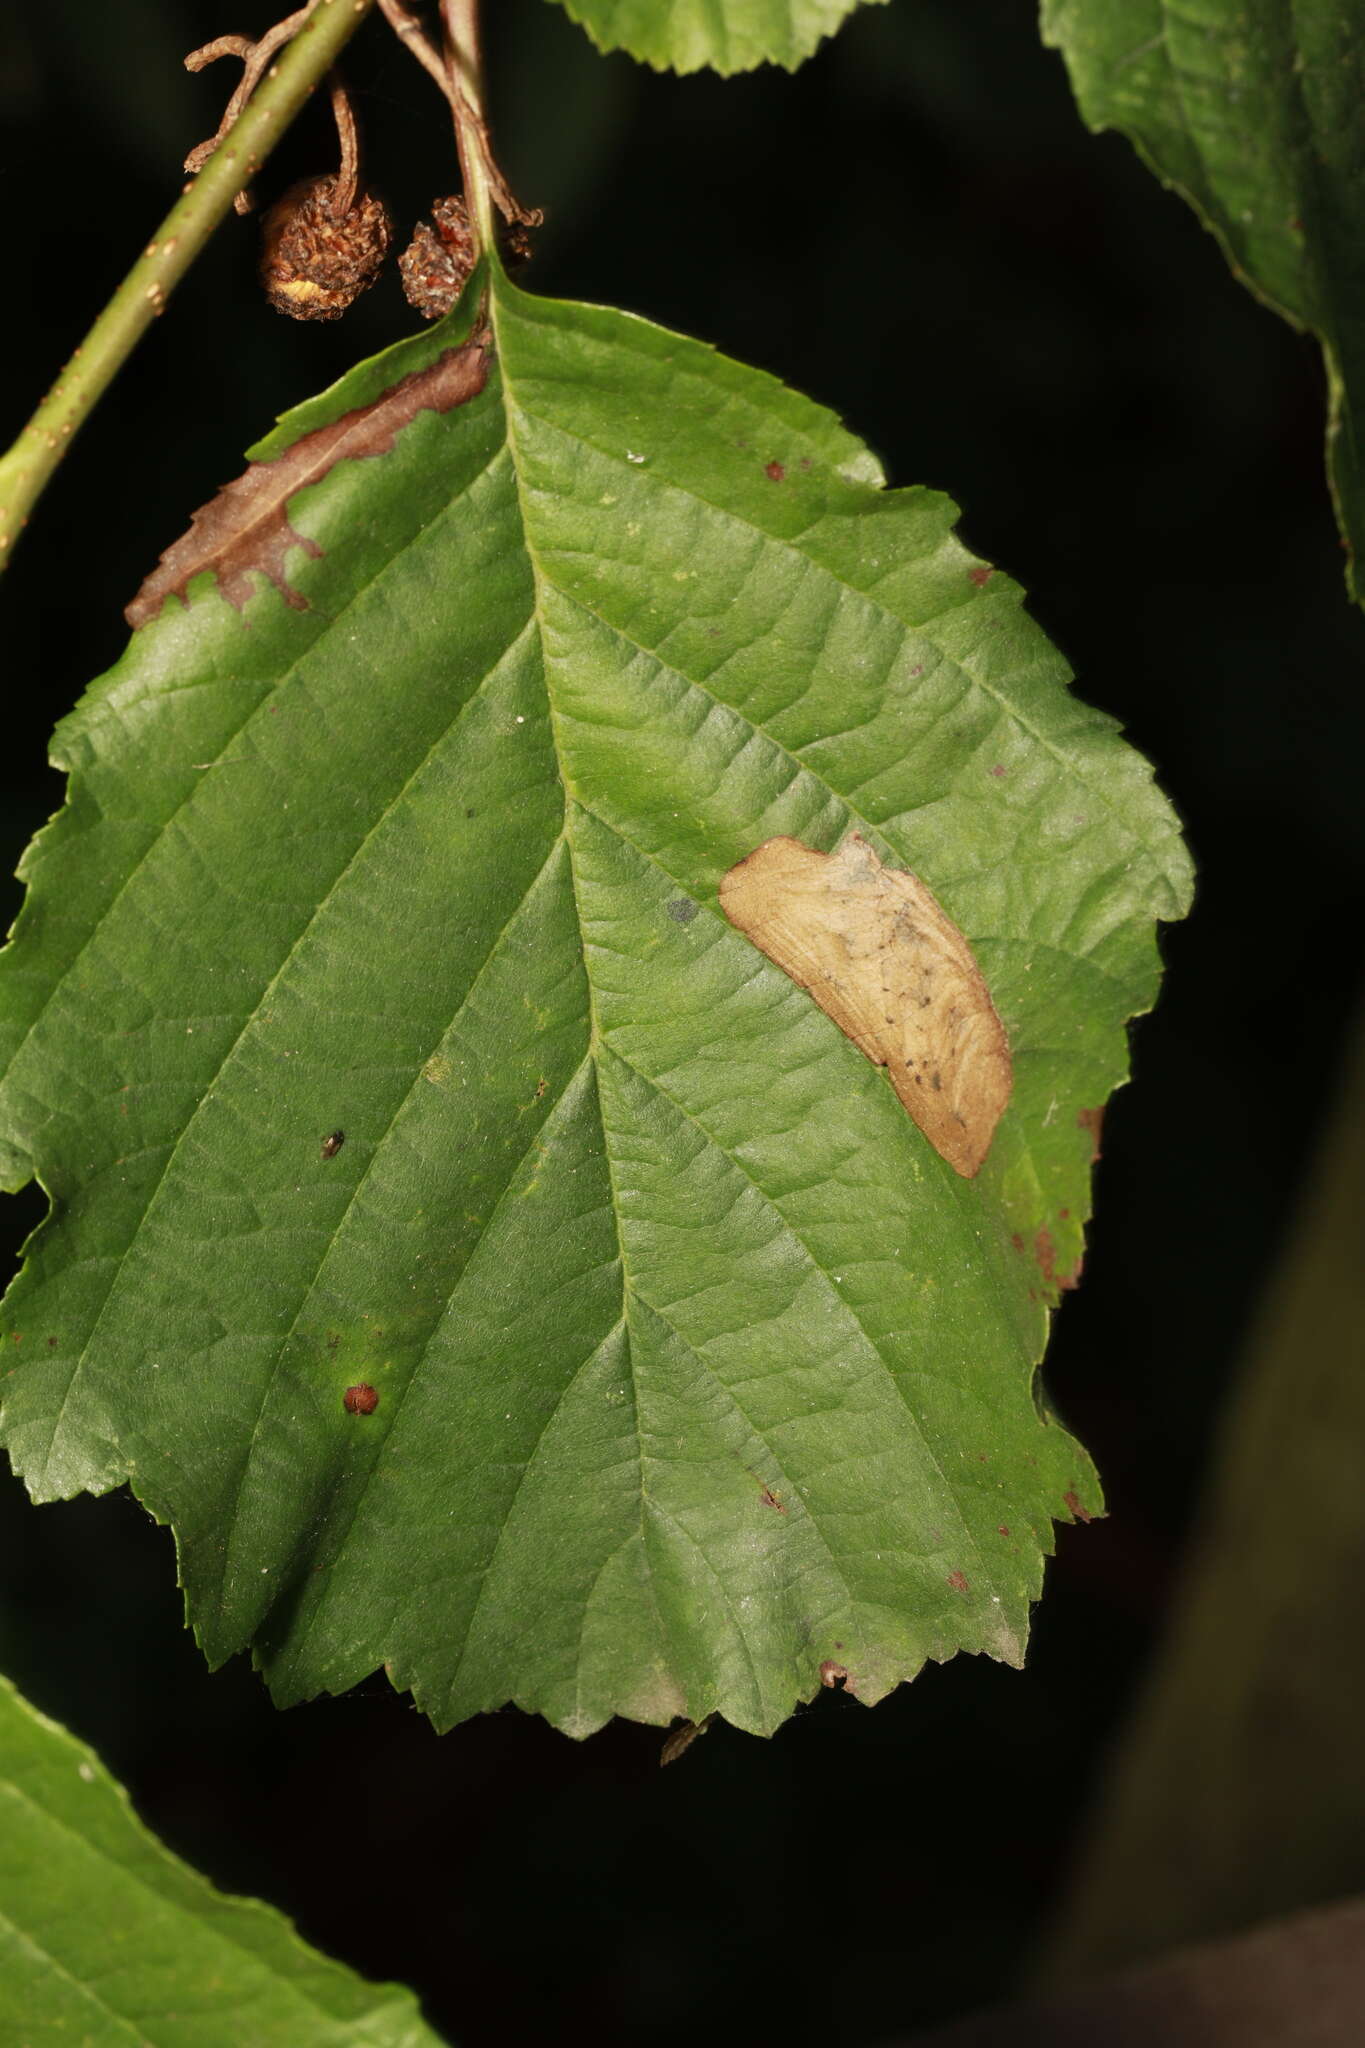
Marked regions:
[399,194,475,321]
[260,175,393,322]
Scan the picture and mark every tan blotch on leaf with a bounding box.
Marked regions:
[719,833,1012,1177]
[125,343,489,628]
[260,175,393,322]
[399,194,476,320]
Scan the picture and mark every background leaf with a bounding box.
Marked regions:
[0,271,1189,1737]
[0,1669,442,2046]
[545,0,884,73]
[1042,0,1365,603]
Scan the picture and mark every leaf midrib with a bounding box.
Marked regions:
[498,316,1003,1620]
[504,390,1188,913]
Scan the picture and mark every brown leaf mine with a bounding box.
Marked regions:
[125,341,489,629]
[719,833,1011,1177]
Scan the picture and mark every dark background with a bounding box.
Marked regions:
[2,1,1363,2040]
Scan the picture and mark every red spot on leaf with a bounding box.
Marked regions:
[997,1524,1010,1537]
[1063,1489,1093,1524]
[988,765,1007,778]
[946,1569,970,1594]
[758,1485,787,1513]
[1035,1227,1084,1295]
[1011,1232,1025,1253]
[968,565,994,588]
[765,460,786,482]
[343,1383,379,1415]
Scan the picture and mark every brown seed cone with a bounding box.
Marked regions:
[399,194,475,321]
[260,174,393,322]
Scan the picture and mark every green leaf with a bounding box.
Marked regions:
[0,1669,443,2045]
[544,0,884,73]
[0,271,1190,1738]
[1042,0,1365,603]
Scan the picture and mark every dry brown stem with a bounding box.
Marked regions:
[377,0,541,229]
[184,5,318,212]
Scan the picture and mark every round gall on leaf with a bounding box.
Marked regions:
[343,1383,379,1416]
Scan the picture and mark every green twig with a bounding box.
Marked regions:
[0,0,378,576]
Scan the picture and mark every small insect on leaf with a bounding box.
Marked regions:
[660,1714,715,1767]
[321,1130,345,1159]
[343,1383,379,1416]
[719,833,1011,1177]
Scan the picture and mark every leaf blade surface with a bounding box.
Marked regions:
[0,275,1191,1735]
[545,0,884,73]
[1043,0,1365,602]
[0,1671,442,2046]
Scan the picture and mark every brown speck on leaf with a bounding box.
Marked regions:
[660,1714,714,1766]
[719,835,1011,1176]
[819,1660,850,1688]
[765,460,785,481]
[534,1077,548,1099]
[343,1383,379,1415]
[946,1569,970,1593]
[997,1524,1010,1537]
[260,175,393,322]
[47,1337,57,1349]
[399,194,475,320]
[989,765,1007,778]
[125,342,489,628]
[758,1485,787,1513]
[1077,1105,1105,1163]
[1063,1489,1093,1524]
[321,1129,345,1159]
[1035,1227,1082,1292]
[968,565,994,588]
